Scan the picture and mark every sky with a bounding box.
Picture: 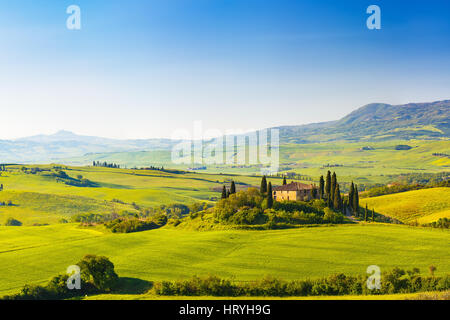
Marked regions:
[0,0,449,140]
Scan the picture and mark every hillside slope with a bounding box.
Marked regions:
[361,188,450,224]
[0,224,448,296]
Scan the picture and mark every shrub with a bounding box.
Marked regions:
[5,218,22,226]
[77,255,119,292]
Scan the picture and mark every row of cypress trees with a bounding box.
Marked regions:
[221,181,236,199]
[220,173,375,220]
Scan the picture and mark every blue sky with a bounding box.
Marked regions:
[1,0,449,139]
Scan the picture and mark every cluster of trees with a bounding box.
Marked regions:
[105,214,167,233]
[1,255,119,300]
[317,171,347,213]
[48,170,97,188]
[423,218,450,229]
[92,161,120,168]
[214,187,344,227]
[0,165,6,171]
[153,267,450,297]
[4,218,22,226]
[221,181,237,199]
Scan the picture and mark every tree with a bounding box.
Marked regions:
[349,182,355,212]
[283,177,287,185]
[226,190,231,198]
[333,183,341,211]
[267,182,273,208]
[429,265,436,276]
[260,176,267,194]
[221,186,227,199]
[353,185,359,217]
[330,172,337,208]
[5,218,22,226]
[319,175,325,199]
[364,203,368,222]
[325,171,331,206]
[77,254,119,292]
[230,181,236,194]
[372,208,375,222]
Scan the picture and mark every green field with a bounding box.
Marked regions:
[361,188,450,224]
[0,165,292,225]
[0,223,448,296]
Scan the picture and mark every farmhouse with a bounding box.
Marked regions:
[272,182,318,202]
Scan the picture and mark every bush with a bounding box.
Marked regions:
[323,208,345,223]
[151,268,450,297]
[78,254,119,292]
[105,215,167,233]
[5,218,22,226]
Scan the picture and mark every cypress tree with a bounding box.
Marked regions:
[319,175,325,199]
[230,181,236,194]
[349,182,355,213]
[364,203,368,222]
[325,171,331,206]
[221,186,227,199]
[283,177,287,185]
[333,183,341,210]
[330,172,337,207]
[260,176,267,194]
[267,182,273,208]
[372,208,375,222]
[353,185,359,217]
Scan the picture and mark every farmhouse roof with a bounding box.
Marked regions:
[272,182,315,191]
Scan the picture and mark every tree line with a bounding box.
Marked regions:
[92,161,120,168]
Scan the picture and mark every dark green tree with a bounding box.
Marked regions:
[325,171,332,206]
[267,182,273,208]
[364,203,368,222]
[333,183,342,211]
[353,185,360,217]
[330,172,337,208]
[77,254,119,292]
[230,181,236,194]
[319,175,325,199]
[283,177,287,185]
[349,182,355,212]
[260,176,267,194]
[221,185,227,199]
[372,208,375,222]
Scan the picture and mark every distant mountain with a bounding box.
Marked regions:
[0,131,177,163]
[1,100,448,163]
[276,100,450,143]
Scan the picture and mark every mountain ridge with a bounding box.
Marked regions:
[1,100,449,163]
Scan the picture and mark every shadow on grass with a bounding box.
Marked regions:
[114,277,153,295]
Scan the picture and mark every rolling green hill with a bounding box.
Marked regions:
[361,188,450,224]
[0,223,448,296]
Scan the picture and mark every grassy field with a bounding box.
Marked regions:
[0,165,294,225]
[361,188,450,224]
[0,223,448,296]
